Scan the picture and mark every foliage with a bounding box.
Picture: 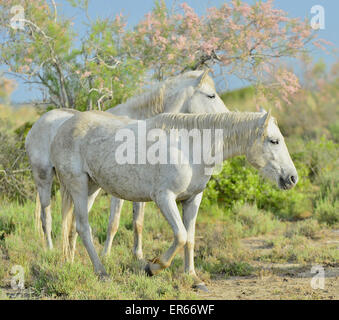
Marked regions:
[126,0,320,106]
[0,0,145,110]
[0,118,35,203]
[314,171,339,225]
[232,202,281,236]
[221,60,339,141]
[0,0,327,111]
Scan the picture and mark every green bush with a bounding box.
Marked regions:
[202,156,312,219]
[313,171,339,225]
[232,203,281,236]
[314,198,339,225]
[292,137,338,181]
[328,121,339,143]
[284,219,320,239]
[0,215,16,241]
[0,120,35,203]
[312,163,339,225]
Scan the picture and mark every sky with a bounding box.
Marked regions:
[3,0,339,103]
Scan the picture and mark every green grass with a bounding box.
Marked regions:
[1,191,338,299]
[0,194,197,299]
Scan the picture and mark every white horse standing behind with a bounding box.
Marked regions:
[25,69,228,259]
[50,109,298,289]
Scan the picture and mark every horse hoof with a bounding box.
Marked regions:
[193,283,209,292]
[98,272,110,282]
[144,263,154,277]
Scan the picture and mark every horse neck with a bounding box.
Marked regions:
[106,86,166,120]
[149,112,262,160]
[106,101,152,120]
[107,78,195,118]
[220,113,262,160]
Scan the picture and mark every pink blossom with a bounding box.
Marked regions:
[81,71,92,79]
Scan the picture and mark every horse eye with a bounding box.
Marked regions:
[270,139,279,145]
[207,94,216,99]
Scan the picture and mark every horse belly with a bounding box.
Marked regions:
[88,163,154,202]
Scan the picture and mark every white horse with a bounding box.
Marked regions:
[103,70,227,260]
[50,109,298,290]
[25,69,228,259]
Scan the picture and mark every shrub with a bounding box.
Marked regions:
[292,137,339,181]
[232,203,280,236]
[0,119,35,203]
[284,219,320,239]
[0,215,16,241]
[315,198,339,225]
[328,121,339,143]
[313,169,339,225]
[202,156,313,220]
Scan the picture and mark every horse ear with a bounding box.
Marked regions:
[262,109,271,138]
[196,69,210,88]
[259,106,266,113]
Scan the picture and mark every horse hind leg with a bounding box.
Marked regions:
[67,214,77,262]
[133,202,146,260]
[61,182,74,261]
[34,192,43,237]
[36,172,54,250]
[102,197,124,257]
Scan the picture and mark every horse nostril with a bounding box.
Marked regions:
[290,175,296,184]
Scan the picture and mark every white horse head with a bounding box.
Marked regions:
[246,109,298,190]
[108,69,228,119]
[164,69,227,114]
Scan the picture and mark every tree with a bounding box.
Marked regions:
[0,0,145,110]
[0,0,329,110]
[126,0,324,107]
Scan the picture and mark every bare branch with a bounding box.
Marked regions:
[16,19,54,41]
[51,0,58,23]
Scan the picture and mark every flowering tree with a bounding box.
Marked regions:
[127,0,325,108]
[0,0,329,110]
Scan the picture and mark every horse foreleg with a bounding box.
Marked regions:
[182,192,207,291]
[67,186,101,262]
[102,197,124,256]
[145,192,187,276]
[133,202,146,260]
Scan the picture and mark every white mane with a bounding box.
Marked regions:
[107,70,216,118]
[150,112,264,134]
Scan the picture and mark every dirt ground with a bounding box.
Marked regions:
[198,233,339,300]
[198,265,339,300]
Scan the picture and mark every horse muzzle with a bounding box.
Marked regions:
[278,173,298,190]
